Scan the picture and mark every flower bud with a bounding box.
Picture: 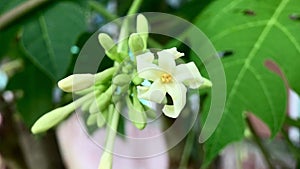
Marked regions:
[132,76,143,85]
[98,152,112,169]
[199,77,212,89]
[97,112,106,128]
[81,98,94,112]
[98,33,120,62]
[136,14,148,49]
[112,74,131,86]
[31,104,74,134]
[89,99,99,114]
[126,95,146,130]
[95,67,117,85]
[128,33,145,53]
[87,113,98,126]
[58,74,94,93]
[97,93,111,111]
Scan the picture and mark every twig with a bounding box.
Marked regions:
[88,1,118,21]
[246,117,275,169]
[0,0,51,30]
[88,0,163,49]
[179,130,195,169]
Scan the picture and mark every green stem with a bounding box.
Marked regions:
[117,0,144,55]
[105,104,120,151]
[179,130,195,169]
[285,117,300,128]
[89,0,162,49]
[246,117,275,169]
[127,0,143,15]
[88,1,118,21]
[0,0,52,30]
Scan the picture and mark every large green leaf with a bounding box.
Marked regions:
[22,2,86,81]
[194,0,300,166]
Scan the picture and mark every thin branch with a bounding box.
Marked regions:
[0,0,51,30]
[246,117,275,169]
[88,0,163,49]
[179,130,195,169]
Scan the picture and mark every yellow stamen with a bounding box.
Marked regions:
[161,73,172,83]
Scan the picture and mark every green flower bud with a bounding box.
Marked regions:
[31,92,95,134]
[95,67,117,85]
[98,33,120,62]
[112,74,131,86]
[97,111,106,128]
[97,93,111,111]
[89,99,98,114]
[199,77,212,89]
[98,152,112,169]
[136,14,148,49]
[128,33,145,53]
[132,76,143,85]
[87,113,98,126]
[126,95,146,130]
[31,104,74,134]
[81,98,94,112]
[58,74,94,93]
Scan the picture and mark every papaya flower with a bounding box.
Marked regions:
[136,48,211,118]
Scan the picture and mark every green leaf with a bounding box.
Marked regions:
[22,2,86,81]
[194,0,300,166]
[0,0,24,14]
[7,59,54,127]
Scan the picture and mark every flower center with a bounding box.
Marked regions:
[161,73,172,83]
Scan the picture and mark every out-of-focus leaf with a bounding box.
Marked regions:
[194,0,300,166]
[7,59,54,127]
[0,0,24,14]
[22,2,86,81]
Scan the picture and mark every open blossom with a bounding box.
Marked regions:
[136,48,208,118]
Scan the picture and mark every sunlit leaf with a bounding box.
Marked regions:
[194,0,300,166]
[22,2,86,81]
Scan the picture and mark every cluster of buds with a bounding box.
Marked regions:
[31,14,212,169]
[31,14,152,134]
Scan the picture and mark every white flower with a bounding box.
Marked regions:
[136,48,206,118]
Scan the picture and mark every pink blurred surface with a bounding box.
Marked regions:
[56,114,169,169]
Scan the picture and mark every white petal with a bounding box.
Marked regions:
[163,47,184,59]
[174,62,204,89]
[138,67,165,81]
[136,51,156,72]
[162,83,187,118]
[137,80,166,103]
[157,50,176,73]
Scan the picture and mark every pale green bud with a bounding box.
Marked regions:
[98,152,112,169]
[98,33,120,62]
[126,95,146,130]
[87,113,98,126]
[95,67,117,85]
[32,92,95,134]
[58,74,94,93]
[81,98,94,112]
[89,99,99,114]
[128,33,145,53]
[97,93,111,111]
[132,76,143,85]
[97,112,106,128]
[199,77,212,89]
[112,74,131,86]
[136,14,148,49]
[31,104,74,134]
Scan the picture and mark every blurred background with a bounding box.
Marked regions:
[0,0,300,169]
